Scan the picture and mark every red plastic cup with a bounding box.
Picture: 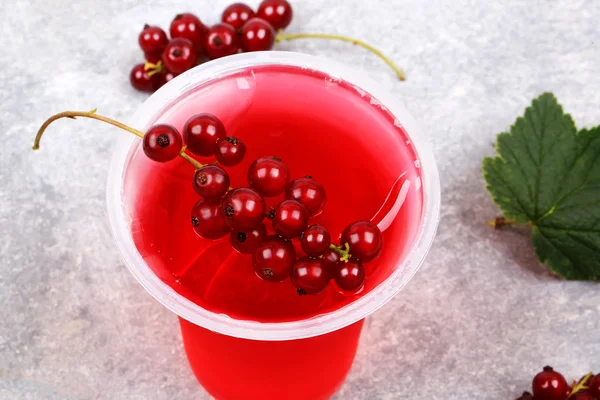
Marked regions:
[107,52,440,399]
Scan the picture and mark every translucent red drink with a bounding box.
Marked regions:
[107,52,440,400]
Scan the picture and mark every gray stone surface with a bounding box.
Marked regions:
[1,0,599,399]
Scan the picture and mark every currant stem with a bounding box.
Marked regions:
[275,33,406,81]
[330,242,352,262]
[32,110,204,169]
[568,373,594,397]
[144,60,164,77]
[488,216,534,229]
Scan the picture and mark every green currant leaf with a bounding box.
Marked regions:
[483,93,600,280]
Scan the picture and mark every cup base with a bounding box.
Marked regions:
[179,318,365,400]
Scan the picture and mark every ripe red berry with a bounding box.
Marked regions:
[230,224,266,254]
[215,136,246,166]
[138,25,168,55]
[272,200,309,239]
[256,0,293,31]
[532,366,569,400]
[170,13,207,52]
[285,177,326,216]
[191,199,230,240]
[240,18,276,52]
[222,188,266,230]
[588,374,600,398]
[570,392,594,400]
[204,23,239,59]
[193,165,230,199]
[162,38,197,74]
[183,113,227,157]
[222,3,256,31]
[247,156,290,197]
[144,51,163,64]
[291,258,329,295]
[515,392,534,400]
[143,124,182,162]
[341,220,383,263]
[333,260,365,292]
[130,64,161,92]
[301,225,331,256]
[159,69,177,87]
[322,248,341,276]
[252,235,296,281]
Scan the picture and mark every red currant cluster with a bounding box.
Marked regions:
[130,0,293,93]
[516,367,600,400]
[141,111,382,295]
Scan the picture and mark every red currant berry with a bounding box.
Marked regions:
[301,225,331,256]
[230,223,266,254]
[272,200,309,239]
[159,69,177,87]
[191,199,230,240]
[222,3,256,31]
[285,177,326,216]
[130,64,161,92]
[515,392,534,400]
[143,124,182,162]
[252,235,296,281]
[204,23,239,59]
[247,156,290,197]
[333,260,365,292]
[222,188,266,230]
[571,392,593,400]
[291,258,329,295]
[138,25,168,55]
[256,0,293,31]
[162,38,197,74]
[240,18,276,52]
[183,113,227,157]
[322,248,341,275]
[532,366,569,400]
[341,220,383,263]
[170,13,207,52]
[215,136,246,166]
[193,165,230,199]
[588,374,600,398]
[144,51,162,64]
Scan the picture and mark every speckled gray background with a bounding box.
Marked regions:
[1,0,599,399]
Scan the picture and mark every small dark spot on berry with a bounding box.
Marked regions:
[236,232,247,243]
[197,173,208,185]
[294,198,301,203]
[304,175,313,179]
[157,134,170,147]
[213,36,224,46]
[266,207,275,220]
[224,205,235,217]
[271,156,282,161]
[225,137,239,145]
[143,23,150,30]
[191,216,199,227]
[174,14,182,20]
[263,268,274,278]
[297,288,307,296]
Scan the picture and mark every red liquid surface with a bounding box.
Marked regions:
[125,65,423,323]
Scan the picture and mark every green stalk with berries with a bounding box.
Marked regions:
[133,0,405,93]
[34,107,385,296]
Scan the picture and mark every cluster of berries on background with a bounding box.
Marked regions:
[516,367,600,400]
[130,0,293,92]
